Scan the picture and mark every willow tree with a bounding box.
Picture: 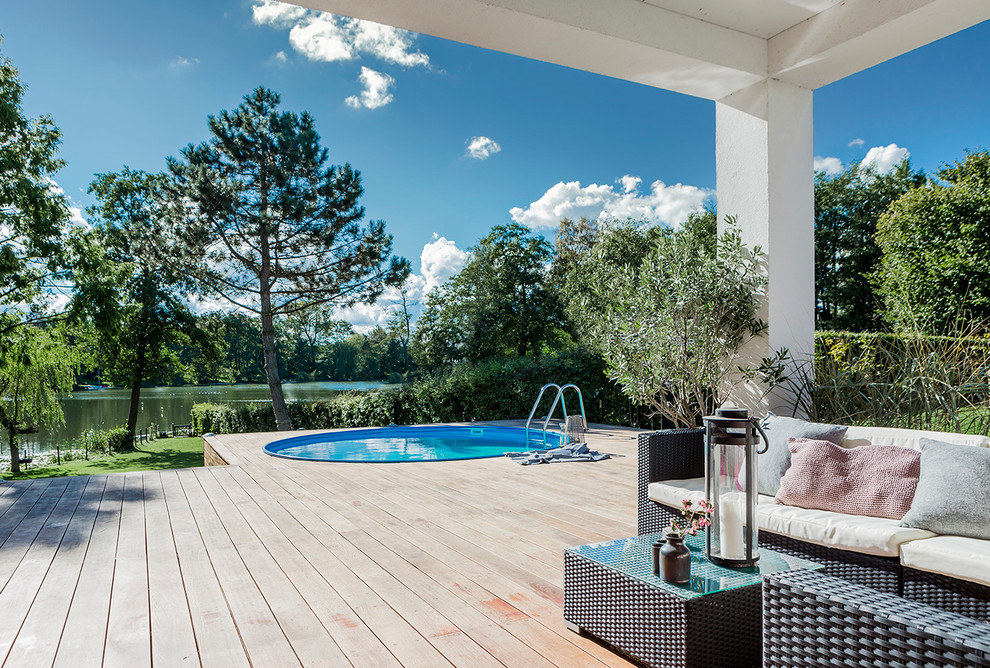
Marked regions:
[0,326,78,474]
[166,87,409,429]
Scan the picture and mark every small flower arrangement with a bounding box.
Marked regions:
[667,498,713,538]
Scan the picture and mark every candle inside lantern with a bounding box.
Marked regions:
[719,492,746,560]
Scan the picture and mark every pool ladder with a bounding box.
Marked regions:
[525,383,587,447]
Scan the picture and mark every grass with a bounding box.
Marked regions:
[1,436,205,480]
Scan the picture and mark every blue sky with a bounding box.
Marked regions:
[2,1,988,327]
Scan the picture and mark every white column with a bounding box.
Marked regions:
[715,79,815,417]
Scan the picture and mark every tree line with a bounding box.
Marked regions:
[80,309,415,387]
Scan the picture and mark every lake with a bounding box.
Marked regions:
[5,381,392,455]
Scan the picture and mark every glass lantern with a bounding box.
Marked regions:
[702,407,768,568]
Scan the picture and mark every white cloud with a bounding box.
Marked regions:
[253,2,429,68]
[510,177,710,230]
[418,235,470,294]
[618,175,641,193]
[350,20,430,68]
[848,138,865,148]
[289,14,356,63]
[252,0,309,27]
[336,234,470,331]
[813,156,844,176]
[269,50,289,66]
[335,301,393,332]
[465,136,501,160]
[68,206,87,227]
[860,144,909,175]
[169,56,200,70]
[345,67,394,110]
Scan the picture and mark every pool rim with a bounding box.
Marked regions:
[262,423,565,463]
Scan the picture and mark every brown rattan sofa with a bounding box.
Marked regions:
[638,427,990,666]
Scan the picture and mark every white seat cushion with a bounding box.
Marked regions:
[648,478,707,507]
[648,478,778,508]
[759,504,935,557]
[842,425,990,451]
[649,479,934,557]
[899,535,990,587]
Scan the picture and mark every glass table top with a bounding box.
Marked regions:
[567,532,822,600]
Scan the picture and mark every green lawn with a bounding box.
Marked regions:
[1,437,205,480]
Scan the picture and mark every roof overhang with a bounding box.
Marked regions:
[287,0,990,100]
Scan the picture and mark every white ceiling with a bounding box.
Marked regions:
[642,0,845,39]
[297,0,990,100]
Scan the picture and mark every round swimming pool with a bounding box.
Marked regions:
[264,425,564,462]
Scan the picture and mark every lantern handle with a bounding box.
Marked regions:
[750,417,770,455]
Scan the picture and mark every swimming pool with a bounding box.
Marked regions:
[263,425,564,462]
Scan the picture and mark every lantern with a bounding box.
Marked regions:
[702,407,768,568]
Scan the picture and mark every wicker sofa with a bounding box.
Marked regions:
[637,426,990,623]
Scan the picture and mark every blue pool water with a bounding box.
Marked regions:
[264,425,564,462]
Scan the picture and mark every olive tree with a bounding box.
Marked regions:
[584,220,767,428]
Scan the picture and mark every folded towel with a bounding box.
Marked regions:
[504,441,610,465]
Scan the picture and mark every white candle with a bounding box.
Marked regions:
[719,492,746,560]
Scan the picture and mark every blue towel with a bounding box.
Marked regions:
[504,441,610,465]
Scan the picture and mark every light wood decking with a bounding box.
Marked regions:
[0,424,643,667]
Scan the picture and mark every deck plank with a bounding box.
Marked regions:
[191,467,352,667]
[206,466,404,668]
[143,471,201,667]
[220,466,455,668]
[104,472,152,668]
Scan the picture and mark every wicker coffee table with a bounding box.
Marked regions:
[564,532,821,668]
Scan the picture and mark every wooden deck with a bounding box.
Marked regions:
[0,423,644,667]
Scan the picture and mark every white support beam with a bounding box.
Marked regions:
[716,80,815,416]
[295,0,767,99]
[770,0,990,90]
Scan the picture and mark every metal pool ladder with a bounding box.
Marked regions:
[525,383,587,447]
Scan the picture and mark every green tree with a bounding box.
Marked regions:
[875,151,990,333]
[165,87,409,429]
[0,40,70,337]
[211,312,266,383]
[280,308,352,380]
[0,326,78,473]
[553,217,669,347]
[584,220,766,428]
[815,159,924,331]
[413,223,566,369]
[78,168,207,441]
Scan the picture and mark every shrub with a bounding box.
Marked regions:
[760,328,990,435]
[189,348,647,435]
[104,427,132,452]
[583,221,767,428]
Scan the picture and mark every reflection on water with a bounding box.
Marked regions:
[3,381,391,454]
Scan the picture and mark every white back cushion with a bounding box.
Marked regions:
[841,425,990,451]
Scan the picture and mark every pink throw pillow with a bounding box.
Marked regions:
[775,437,921,520]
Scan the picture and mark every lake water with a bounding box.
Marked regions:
[5,381,392,455]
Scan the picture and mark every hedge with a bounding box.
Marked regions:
[813,329,990,433]
[191,348,644,435]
